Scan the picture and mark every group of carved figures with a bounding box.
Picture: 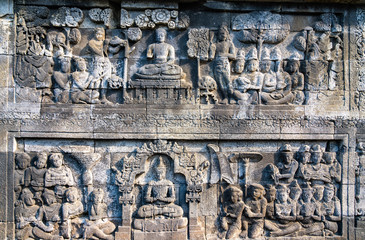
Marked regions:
[220,143,342,239]
[198,25,304,105]
[15,9,344,105]
[14,142,342,239]
[199,22,343,105]
[14,152,115,240]
[16,13,125,104]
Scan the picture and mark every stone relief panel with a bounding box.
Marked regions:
[356,142,365,227]
[12,3,346,108]
[355,8,365,111]
[14,139,344,239]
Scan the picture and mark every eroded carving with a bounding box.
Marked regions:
[221,186,245,239]
[15,189,39,240]
[87,27,122,104]
[268,144,298,185]
[15,153,31,199]
[89,8,112,28]
[32,189,62,239]
[50,7,84,27]
[84,188,116,240]
[232,11,290,44]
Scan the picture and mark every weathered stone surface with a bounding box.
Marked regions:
[1,0,365,239]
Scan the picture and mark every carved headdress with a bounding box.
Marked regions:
[218,24,230,41]
[15,152,31,166]
[236,49,245,60]
[261,47,271,61]
[270,47,282,61]
[276,184,290,195]
[301,181,313,190]
[299,145,310,153]
[290,52,301,61]
[42,188,56,198]
[280,144,292,152]
[246,48,258,60]
[156,156,167,169]
[310,144,323,153]
[250,183,265,191]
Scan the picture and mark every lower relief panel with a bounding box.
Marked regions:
[13,139,344,240]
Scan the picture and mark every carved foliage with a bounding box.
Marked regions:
[187,28,211,60]
[232,11,290,43]
[89,8,113,28]
[50,7,84,27]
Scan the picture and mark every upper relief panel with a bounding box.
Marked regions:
[12,2,346,113]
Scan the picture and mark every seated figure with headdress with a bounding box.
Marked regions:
[134,156,187,231]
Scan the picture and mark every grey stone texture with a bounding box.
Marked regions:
[1,0,365,239]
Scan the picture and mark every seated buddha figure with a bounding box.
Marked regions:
[135,28,185,81]
[137,157,183,219]
[134,156,187,231]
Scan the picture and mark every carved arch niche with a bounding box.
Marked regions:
[113,140,209,240]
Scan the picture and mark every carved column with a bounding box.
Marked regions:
[115,184,134,240]
[186,184,205,240]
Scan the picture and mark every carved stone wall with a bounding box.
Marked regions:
[0,0,365,239]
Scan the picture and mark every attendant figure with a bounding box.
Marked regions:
[289,180,302,207]
[24,152,48,201]
[296,183,325,236]
[210,25,236,104]
[53,58,71,103]
[296,145,311,181]
[261,48,294,105]
[268,144,298,185]
[33,189,63,240]
[70,57,100,104]
[45,153,75,188]
[61,187,84,239]
[221,186,245,239]
[87,28,113,104]
[302,144,331,184]
[324,152,342,183]
[260,48,278,104]
[321,184,341,236]
[14,153,31,199]
[84,188,115,240]
[269,184,301,237]
[15,189,39,240]
[243,184,267,239]
[287,54,305,104]
[232,48,263,105]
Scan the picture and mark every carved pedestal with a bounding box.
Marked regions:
[130,79,182,88]
[133,229,187,240]
[132,218,188,240]
[115,226,132,240]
